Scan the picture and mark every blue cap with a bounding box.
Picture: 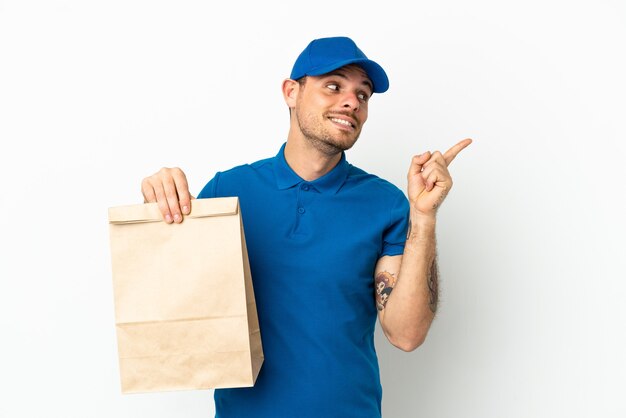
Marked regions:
[290,36,389,93]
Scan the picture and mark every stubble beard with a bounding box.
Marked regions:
[295,109,361,157]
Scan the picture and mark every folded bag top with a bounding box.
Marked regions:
[108,197,239,224]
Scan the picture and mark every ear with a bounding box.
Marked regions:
[282,78,299,109]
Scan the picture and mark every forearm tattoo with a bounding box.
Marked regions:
[428,257,439,314]
[375,271,397,311]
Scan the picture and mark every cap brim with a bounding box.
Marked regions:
[302,58,389,93]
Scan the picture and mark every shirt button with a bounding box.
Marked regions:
[301,184,310,191]
[298,207,305,214]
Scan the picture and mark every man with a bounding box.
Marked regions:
[141,36,471,418]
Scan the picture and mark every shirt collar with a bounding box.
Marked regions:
[274,142,350,194]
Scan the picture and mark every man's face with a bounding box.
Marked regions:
[292,64,373,155]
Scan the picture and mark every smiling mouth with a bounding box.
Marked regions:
[329,117,355,129]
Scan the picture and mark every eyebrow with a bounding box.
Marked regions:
[325,70,374,94]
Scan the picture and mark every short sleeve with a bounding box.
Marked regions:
[380,192,410,257]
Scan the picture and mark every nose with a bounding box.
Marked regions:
[341,91,360,112]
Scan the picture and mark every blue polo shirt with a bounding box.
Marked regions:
[198,143,409,418]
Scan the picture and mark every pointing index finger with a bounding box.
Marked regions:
[443,138,473,166]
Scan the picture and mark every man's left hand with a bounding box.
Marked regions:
[407,138,472,217]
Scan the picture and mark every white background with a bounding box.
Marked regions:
[1,1,625,417]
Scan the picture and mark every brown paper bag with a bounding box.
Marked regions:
[108,197,263,394]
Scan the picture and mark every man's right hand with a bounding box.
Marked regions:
[141,167,194,224]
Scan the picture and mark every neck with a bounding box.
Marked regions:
[283,137,343,181]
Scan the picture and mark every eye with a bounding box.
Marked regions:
[357,92,370,102]
[327,83,339,92]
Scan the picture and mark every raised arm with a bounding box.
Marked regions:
[141,167,195,223]
[376,138,472,351]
